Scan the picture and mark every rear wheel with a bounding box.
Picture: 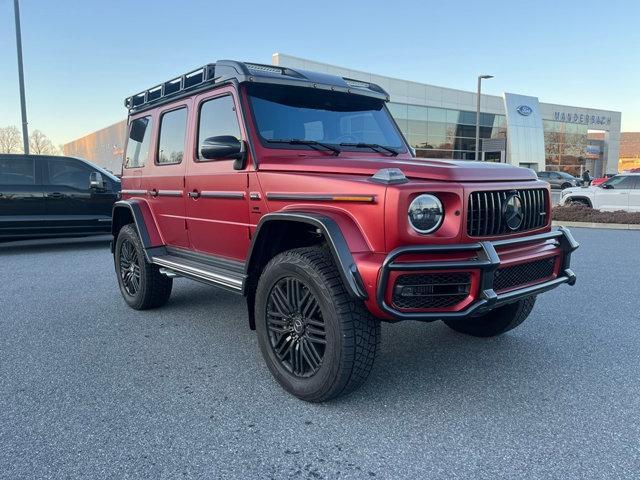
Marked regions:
[561,182,572,189]
[255,247,380,402]
[114,224,172,310]
[443,296,536,337]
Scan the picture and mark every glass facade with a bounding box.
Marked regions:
[388,102,506,160]
[389,103,593,174]
[542,120,589,176]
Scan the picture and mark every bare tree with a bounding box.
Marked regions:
[29,129,58,155]
[0,126,22,153]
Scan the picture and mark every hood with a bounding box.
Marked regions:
[257,154,537,182]
[564,185,598,195]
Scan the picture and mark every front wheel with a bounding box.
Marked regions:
[255,247,380,402]
[568,198,591,208]
[443,296,536,337]
[114,224,173,310]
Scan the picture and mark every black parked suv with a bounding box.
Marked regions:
[0,154,120,240]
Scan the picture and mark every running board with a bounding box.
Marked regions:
[151,254,245,293]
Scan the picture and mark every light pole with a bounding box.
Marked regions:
[475,74,493,161]
[13,0,29,154]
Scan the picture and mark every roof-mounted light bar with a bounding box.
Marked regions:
[125,64,216,111]
[245,63,283,75]
[124,60,390,113]
[344,78,370,89]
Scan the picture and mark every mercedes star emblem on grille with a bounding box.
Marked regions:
[503,193,524,230]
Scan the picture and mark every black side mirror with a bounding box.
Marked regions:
[601,183,613,189]
[89,171,104,190]
[200,136,247,169]
[129,117,149,143]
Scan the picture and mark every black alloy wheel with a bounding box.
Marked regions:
[119,238,141,296]
[114,224,172,310]
[266,277,326,377]
[255,247,380,402]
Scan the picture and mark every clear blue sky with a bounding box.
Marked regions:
[1,0,638,146]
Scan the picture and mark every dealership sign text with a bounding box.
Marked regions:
[554,111,611,126]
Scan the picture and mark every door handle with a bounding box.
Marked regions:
[188,190,200,199]
[148,189,158,197]
[47,192,64,199]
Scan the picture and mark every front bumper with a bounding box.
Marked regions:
[376,227,579,321]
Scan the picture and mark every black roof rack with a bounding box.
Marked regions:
[124,60,390,114]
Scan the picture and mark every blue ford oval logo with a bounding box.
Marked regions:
[516,105,533,116]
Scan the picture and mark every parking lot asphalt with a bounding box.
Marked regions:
[1,228,639,479]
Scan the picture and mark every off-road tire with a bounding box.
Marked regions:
[443,296,536,337]
[114,224,172,310]
[255,246,380,402]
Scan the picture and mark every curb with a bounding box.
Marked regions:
[552,220,640,231]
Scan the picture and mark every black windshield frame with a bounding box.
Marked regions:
[245,83,409,155]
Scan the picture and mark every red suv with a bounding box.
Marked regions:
[112,61,579,401]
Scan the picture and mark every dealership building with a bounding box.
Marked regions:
[64,53,621,176]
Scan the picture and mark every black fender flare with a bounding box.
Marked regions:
[245,212,368,300]
[111,199,162,260]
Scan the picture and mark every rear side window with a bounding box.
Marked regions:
[47,158,90,190]
[0,157,35,185]
[157,107,187,165]
[603,175,636,189]
[197,96,241,160]
[125,116,152,168]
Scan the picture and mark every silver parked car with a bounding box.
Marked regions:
[537,171,583,189]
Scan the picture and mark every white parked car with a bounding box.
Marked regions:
[560,173,640,212]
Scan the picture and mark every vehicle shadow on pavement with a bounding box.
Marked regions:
[164,281,244,312]
[0,236,112,256]
[348,320,553,406]
[150,281,553,407]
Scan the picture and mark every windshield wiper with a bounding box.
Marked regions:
[267,139,341,156]
[339,142,399,156]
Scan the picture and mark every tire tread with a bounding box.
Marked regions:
[444,296,536,337]
[116,224,172,310]
[257,246,380,401]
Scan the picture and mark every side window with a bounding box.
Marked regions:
[157,107,187,165]
[0,157,35,185]
[125,116,152,168]
[47,158,91,190]
[604,175,635,189]
[197,95,241,161]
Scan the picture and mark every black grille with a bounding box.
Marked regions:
[493,257,556,292]
[467,188,548,237]
[392,272,471,310]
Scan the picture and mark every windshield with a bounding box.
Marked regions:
[247,84,406,153]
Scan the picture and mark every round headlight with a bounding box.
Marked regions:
[408,194,443,234]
